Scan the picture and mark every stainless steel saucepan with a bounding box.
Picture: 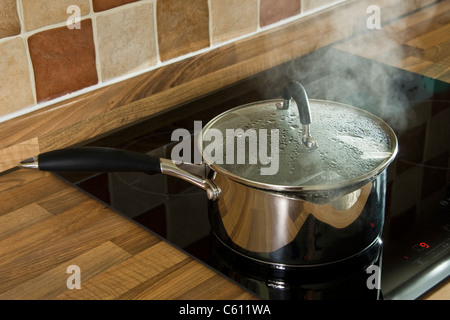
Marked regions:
[19,81,398,267]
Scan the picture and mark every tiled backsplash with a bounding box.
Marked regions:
[0,0,345,122]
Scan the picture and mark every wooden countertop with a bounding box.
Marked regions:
[0,0,448,300]
[335,0,450,83]
[0,169,257,300]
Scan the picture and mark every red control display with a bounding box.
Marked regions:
[420,242,430,249]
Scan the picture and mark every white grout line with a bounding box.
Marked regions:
[151,0,161,65]
[207,0,213,46]
[90,7,103,84]
[256,0,261,32]
[15,0,37,106]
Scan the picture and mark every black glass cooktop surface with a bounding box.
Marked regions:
[55,47,450,300]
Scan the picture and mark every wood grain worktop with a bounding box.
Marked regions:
[0,169,257,300]
[0,0,449,300]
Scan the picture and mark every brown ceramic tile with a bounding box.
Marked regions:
[260,0,301,27]
[21,0,91,31]
[0,0,21,39]
[0,38,35,117]
[157,0,210,61]
[96,2,158,81]
[28,19,98,102]
[93,0,141,12]
[210,0,258,45]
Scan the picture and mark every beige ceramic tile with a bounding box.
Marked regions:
[95,2,157,81]
[301,0,340,13]
[0,0,21,39]
[210,0,258,45]
[21,0,91,31]
[0,38,35,117]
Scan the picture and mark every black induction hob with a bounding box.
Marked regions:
[55,47,450,300]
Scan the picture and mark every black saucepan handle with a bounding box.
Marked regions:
[37,147,161,174]
[282,80,312,125]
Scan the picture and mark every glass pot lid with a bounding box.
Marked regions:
[199,83,398,193]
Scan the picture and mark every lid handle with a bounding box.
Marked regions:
[282,81,318,150]
[282,80,311,125]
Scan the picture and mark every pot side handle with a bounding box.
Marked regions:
[18,147,221,201]
[20,147,162,174]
